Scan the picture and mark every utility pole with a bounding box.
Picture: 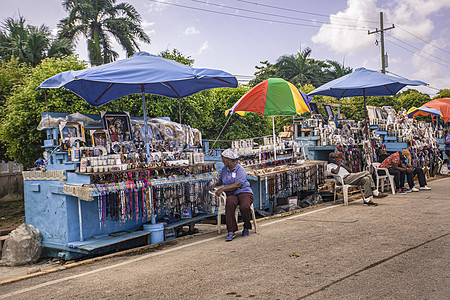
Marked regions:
[368,12,394,73]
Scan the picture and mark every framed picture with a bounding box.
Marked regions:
[367,106,376,120]
[101,112,133,143]
[309,102,320,115]
[90,129,109,147]
[324,105,334,118]
[375,108,384,119]
[59,122,85,147]
[71,148,80,162]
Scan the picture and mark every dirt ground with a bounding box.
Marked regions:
[0,198,24,234]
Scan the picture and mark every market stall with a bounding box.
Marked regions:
[23,112,218,259]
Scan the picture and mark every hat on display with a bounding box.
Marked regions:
[401,149,411,160]
[221,149,238,160]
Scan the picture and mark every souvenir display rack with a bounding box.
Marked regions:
[23,112,218,260]
[369,107,444,175]
[246,161,326,210]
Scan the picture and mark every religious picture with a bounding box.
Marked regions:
[60,125,79,139]
[101,112,133,143]
[90,130,109,147]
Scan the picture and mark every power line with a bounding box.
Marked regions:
[188,0,371,30]
[385,70,441,91]
[233,0,379,25]
[396,25,450,56]
[386,33,450,66]
[147,0,368,31]
[385,37,450,69]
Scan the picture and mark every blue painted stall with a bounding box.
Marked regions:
[24,113,218,260]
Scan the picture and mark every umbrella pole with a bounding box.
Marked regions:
[179,98,182,124]
[272,116,277,161]
[141,85,150,160]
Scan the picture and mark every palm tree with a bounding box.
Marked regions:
[275,47,324,86]
[58,0,150,65]
[0,16,73,66]
[325,60,352,80]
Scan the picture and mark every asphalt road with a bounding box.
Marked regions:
[1,177,449,299]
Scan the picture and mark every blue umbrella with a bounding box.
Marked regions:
[308,67,427,133]
[308,67,427,98]
[37,52,238,129]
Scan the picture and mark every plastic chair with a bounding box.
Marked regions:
[372,162,396,194]
[332,174,364,206]
[210,188,257,234]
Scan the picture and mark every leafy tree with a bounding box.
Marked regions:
[249,60,276,87]
[159,49,194,66]
[0,16,73,66]
[434,89,450,99]
[58,0,150,66]
[0,57,31,161]
[393,89,431,112]
[275,47,321,86]
[323,60,352,83]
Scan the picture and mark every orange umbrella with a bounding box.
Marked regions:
[421,98,450,123]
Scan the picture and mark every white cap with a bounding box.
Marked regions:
[221,149,238,160]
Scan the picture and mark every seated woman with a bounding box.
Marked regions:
[211,149,254,241]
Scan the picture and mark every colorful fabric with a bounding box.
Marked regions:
[226,78,311,117]
[380,152,401,169]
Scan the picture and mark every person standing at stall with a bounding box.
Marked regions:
[211,149,254,241]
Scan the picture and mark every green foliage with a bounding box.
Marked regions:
[159,49,194,66]
[0,16,73,67]
[434,89,450,99]
[249,60,276,87]
[393,89,431,111]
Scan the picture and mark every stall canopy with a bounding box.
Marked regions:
[37,51,238,128]
[308,67,427,98]
[225,78,311,159]
[416,98,450,123]
[37,52,238,105]
[407,106,441,119]
[226,78,311,116]
[308,67,427,134]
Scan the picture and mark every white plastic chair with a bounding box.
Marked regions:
[372,162,396,194]
[210,187,257,234]
[331,174,364,206]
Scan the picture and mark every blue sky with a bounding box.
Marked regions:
[1,0,450,95]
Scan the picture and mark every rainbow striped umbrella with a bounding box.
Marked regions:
[226,78,311,117]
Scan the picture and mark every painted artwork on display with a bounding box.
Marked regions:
[101,112,133,143]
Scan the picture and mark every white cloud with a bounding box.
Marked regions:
[312,0,450,54]
[141,20,156,35]
[412,37,449,88]
[198,41,209,55]
[184,26,200,35]
[311,0,378,55]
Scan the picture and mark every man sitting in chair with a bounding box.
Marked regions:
[379,149,431,193]
[211,149,254,242]
[327,152,386,206]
